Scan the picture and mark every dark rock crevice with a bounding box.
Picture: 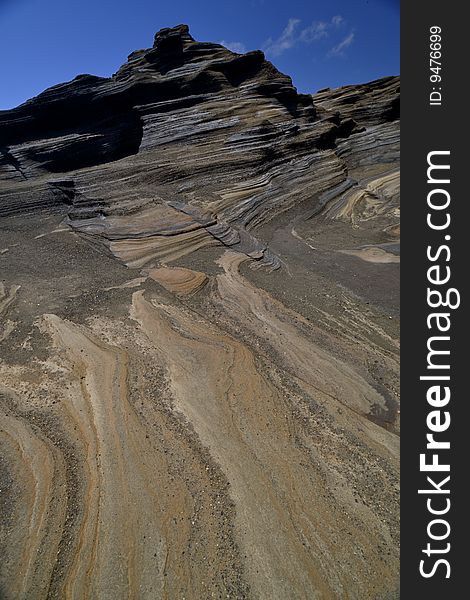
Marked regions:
[0,147,27,180]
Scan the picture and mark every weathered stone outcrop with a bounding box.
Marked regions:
[0,25,400,600]
[0,25,399,269]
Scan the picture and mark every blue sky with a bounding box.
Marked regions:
[0,0,399,110]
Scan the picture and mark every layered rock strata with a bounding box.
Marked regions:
[0,25,400,599]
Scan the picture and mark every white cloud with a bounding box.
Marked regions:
[328,31,355,57]
[220,40,247,54]
[263,15,347,57]
[263,18,301,57]
[332,15,344,27]
[299,21,329,43]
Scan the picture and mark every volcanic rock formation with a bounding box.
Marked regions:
[0,25,399,600]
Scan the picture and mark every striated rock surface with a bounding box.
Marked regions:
[0,25,399,599]
[146,266,208,296]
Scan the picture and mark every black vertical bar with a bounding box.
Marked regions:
[401,2,467,597]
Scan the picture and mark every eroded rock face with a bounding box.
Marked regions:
[0,24,399,267]
[0,25,399,599]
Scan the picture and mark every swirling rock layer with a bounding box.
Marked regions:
[0,25,399,599]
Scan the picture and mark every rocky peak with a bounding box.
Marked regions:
[152,23,195,47]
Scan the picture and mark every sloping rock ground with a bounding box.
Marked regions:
[0,25,399,599]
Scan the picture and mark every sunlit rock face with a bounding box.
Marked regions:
[0,25,399,600]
